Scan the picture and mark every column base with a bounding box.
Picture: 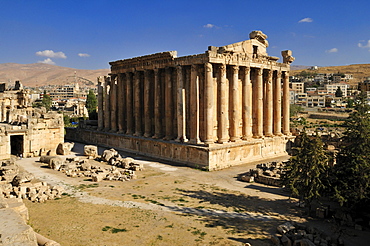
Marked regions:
[109,129,117,133]
[204,139,214,145]
[133,132,142,137]
[144,133,152,138]
[152,134,162,139]
[241,135,253,140]
[189,138,201,144]
[230,137,241,142]
[217,139,229,144]
[117,130,125,134]
[126,130,133,135]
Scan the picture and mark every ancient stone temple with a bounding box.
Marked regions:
[0,81,64,160]
[68,30,295,170]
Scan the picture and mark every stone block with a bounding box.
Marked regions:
[281,235,292,246]
[277,222,295,234]
[56,142,74,155]
[84,145,98,157]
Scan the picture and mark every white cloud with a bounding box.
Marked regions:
[38,58,55,65]
[358,40,370,48]
[203,24,216,28]
[35,50,67,59]
[78,53,90,57]
[298,18,313,23]
[326,48,338,53]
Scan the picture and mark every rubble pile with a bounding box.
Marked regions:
[39,147,143,183]
[0,159,65,203]
[271,221,343,246]
[238,161,287,187]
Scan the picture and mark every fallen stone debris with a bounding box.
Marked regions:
[0,159,64,203]
[39,146,143,183]
[0,159,61,245]
[271,221,344,246]
[238,161,288,187]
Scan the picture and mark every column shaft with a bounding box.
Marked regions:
[103,76,111,131]
[125,72,133,135]
[97,76,104,131]
[255,68,263,138]
[218,64,229,143]
[175,65,188,142]
[242,67,253,139]
[282,71,290,135]
[117,74,125,133]
[134,71,142,136]
[204,63,214,144]
[110,75,118,132]
[230,65,240,142]
[143,70,152,137]
[190,65,200,144]
[274,71,282,135]
[264,70,273,137]
[164,67,174,140]
[153,69,162,138]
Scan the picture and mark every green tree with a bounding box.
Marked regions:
[346,98,354,108]
[85,89,98,119]
[335,86,343,97]
[41,90,52,111]
[290,104,303,117]
[283,131,328,212]
[333,92,370,209]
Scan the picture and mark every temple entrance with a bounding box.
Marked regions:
[10,135,24,156]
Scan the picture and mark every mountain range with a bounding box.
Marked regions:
[1,63,369,88]
[0,63,109,87]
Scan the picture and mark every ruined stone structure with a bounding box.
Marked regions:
[0,81,64,160]
[67,31,294,170]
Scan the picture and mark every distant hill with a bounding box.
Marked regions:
[290,65,312,71]
[0,63,110,87]
[291,64,370,86]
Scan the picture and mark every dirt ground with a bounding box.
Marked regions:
[16,143,369,246]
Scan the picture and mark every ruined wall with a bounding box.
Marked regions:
[66,128,291,170]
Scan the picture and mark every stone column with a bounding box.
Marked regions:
[117,74,125,133]
[103,76,111,132]
[110,75,118,132]
[153,69,162,138]
[164,67,174,140]
[143,70,152,137]
[218,64,229,143]
[97,76,104,131]
[255,68,263,138]
[175,65,188,142]
[274,71,282,135]
[282,71,290,135]
[230,65,240,142]
[133,71,142,136]
[0,101,5,122]
[125,72,133,135]
[264,69,273,137]
[190,64,200,144]
[242,67,253,140]
[204,63,214,145]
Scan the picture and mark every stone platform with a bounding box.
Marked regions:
[65,128,293,170]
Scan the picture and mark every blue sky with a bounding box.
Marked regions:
[1,0,370,70]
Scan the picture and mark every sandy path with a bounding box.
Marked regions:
[16,144,280,221]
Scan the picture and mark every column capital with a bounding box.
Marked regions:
[231,65,239,73]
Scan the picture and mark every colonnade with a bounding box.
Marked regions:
[97,63,290,145]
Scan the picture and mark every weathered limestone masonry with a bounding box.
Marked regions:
[0,81,64,160]
[67,31,295,170]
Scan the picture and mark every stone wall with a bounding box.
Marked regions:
[66,128,292,170]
